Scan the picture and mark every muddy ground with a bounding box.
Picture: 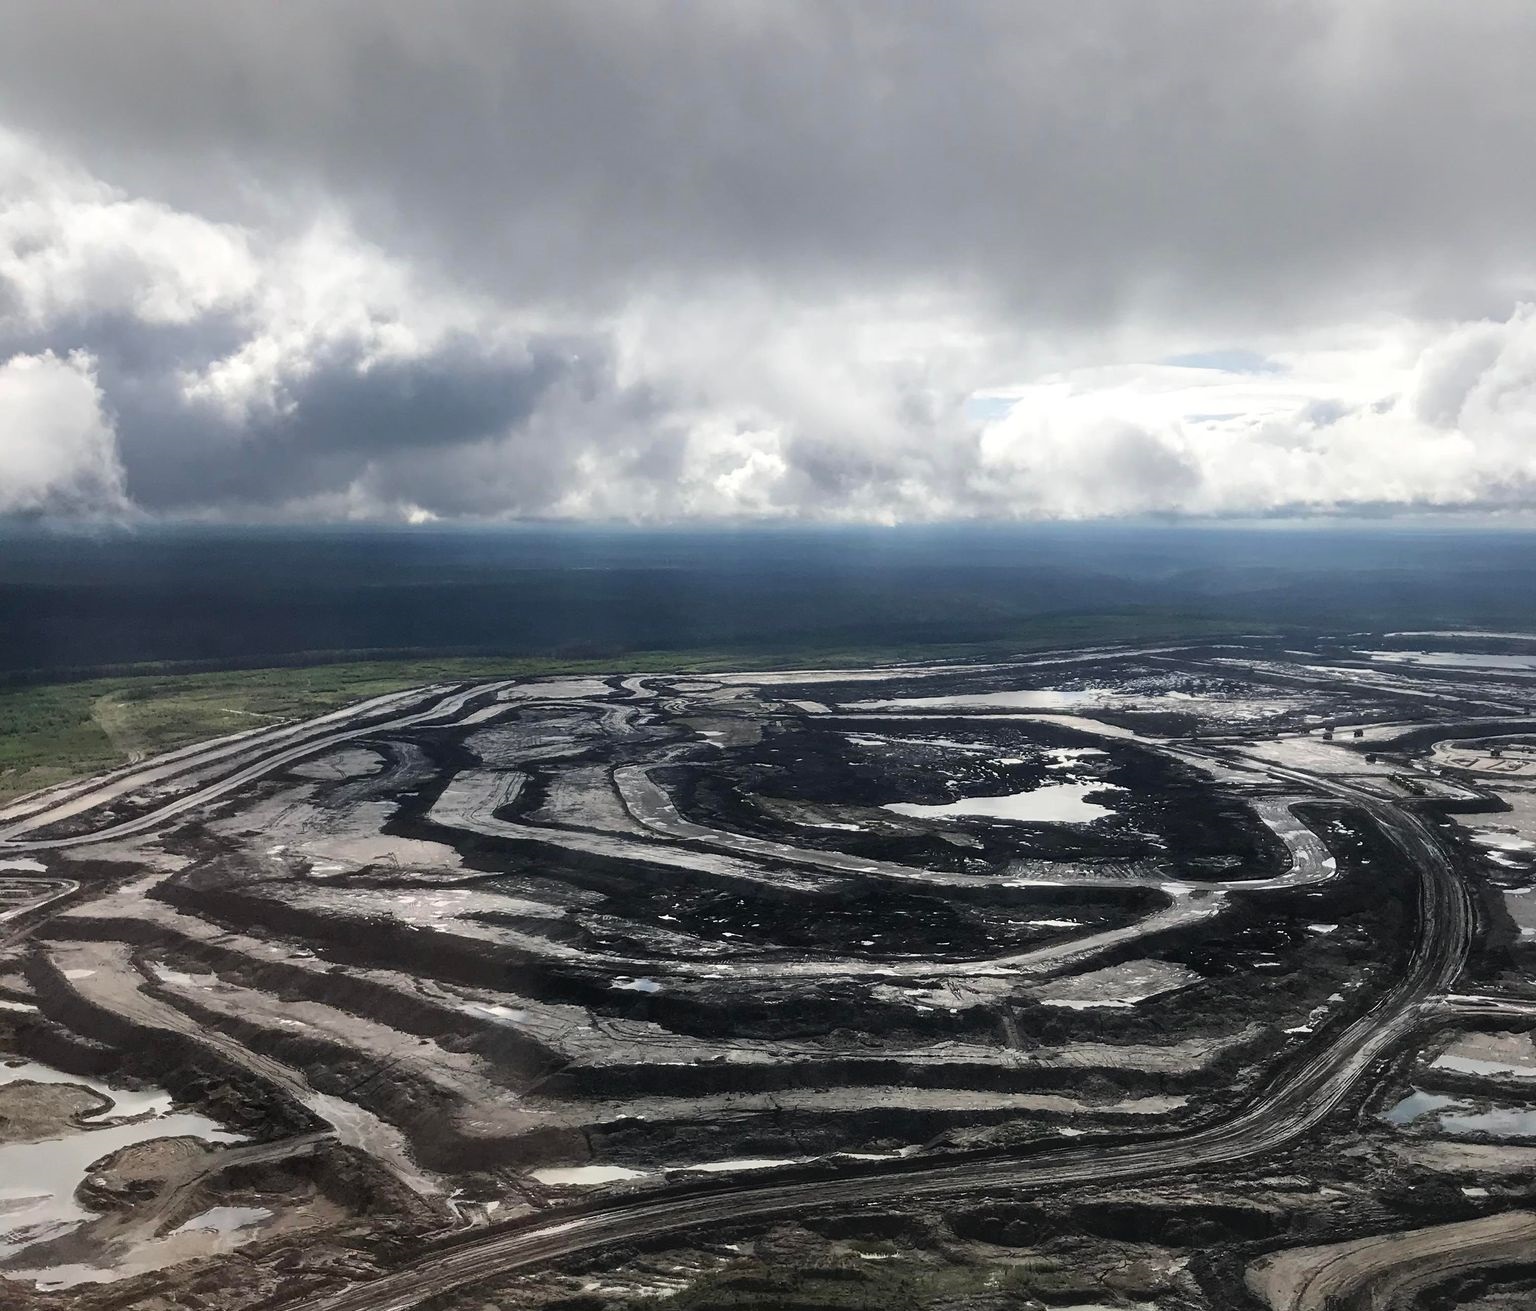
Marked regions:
[3,637,1536,1308]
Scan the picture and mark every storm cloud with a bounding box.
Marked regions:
[1,2,1535,523]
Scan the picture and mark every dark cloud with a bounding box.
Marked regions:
[3,4,1536,523]
[0,312,248,384]
[1,3,1534,333]
[123,338,601,513]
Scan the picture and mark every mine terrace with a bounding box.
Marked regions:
[4,632,1536,1310]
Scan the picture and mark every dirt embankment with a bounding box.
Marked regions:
[0,1078,108,1141]
[20,948,318,1140]
[44,907,565,1079]
[1246,1211,1536,1310]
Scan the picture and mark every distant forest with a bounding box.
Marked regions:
[3,523,1534,682]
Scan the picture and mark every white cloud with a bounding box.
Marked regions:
[973,309,1536,519]
[0,129,256,329]
[178,215,503,422]
[0,349,126,514]
[4,117,1536,526]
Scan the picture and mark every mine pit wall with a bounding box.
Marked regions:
[151,876,584,1001]
[146,870,1159,1035]
[19,949,320,1140]
[1437,819,1532,988]
[583,1102,1175,1167]
[1470,868,1521,945]
[41,910,567,1081]
[409,787,1173,919]
[227,1140,425,1218]
[23,917,1263,1176]
[543,1052,1214,1100]
[138,881,1258,1092]
[30,943,1195,1176]
[131,986,586,1171]
[10,775,1424,1181]
[39,910,1233,1102]
[136,875,1284,1082]
[950,1194,1301,1248]
[1393,1022,1536,1105]
[1421,1263,1536,1310]
[635,986,1012,1046]
[0,1009,119,1080]
[25,919,586,1170]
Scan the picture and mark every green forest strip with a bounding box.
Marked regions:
[0,612,1271,803]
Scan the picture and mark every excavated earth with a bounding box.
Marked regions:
[2,636,1536,1309]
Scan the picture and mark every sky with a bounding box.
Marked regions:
[1,1,1535,527]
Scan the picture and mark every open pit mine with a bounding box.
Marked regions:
[4,635,1536,1310]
